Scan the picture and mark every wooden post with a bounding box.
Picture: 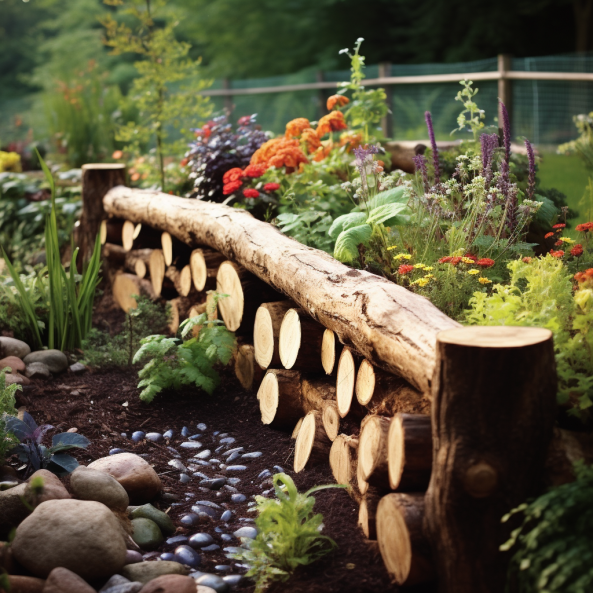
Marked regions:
[379,62,393,139]
[425,326,557,593]
[79,164,126,262]
[497,54,512,128]
[222,78,233,116]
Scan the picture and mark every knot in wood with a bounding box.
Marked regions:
[463,461,498,498]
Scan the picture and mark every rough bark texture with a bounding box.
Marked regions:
[301,378,336,414]
[234,343,265,392]
[79,164,126,262]
[425,326,557,593]
[103,187,460,393]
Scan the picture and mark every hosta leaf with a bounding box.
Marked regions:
[367,202,411,227]
[333,224,372,263]
[365,186,408,211]
[328,212,367,239]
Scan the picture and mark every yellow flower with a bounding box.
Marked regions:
[394,253,412,261]
[415,277,431,287]
[424,273,435,279]
[414,263,426,269]
[558,237,575,244]
[461,257,475,264]
[468,269,480,275]
[387,245,398,251]
[478,277,492,285]
[423,266,434,271]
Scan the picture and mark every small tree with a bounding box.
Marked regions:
[102,0,212,190]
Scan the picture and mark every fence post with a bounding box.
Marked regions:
[497,54,513,128]
[222,78,233,116]
[316,70,326,119]
[379,62,393,139]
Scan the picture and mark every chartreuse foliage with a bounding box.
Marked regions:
[0,367,20,466]
[501,462,593,593]
[465,255,593,416]
[133,295,236,402]
[231,473,345,592]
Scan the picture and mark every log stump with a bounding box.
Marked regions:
[257,369,303,428]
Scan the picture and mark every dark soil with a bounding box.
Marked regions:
[12,365,420,593]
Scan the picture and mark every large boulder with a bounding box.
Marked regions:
[11,499,127,579]
[70,466,129,511]
[119,561,189,584]
[88,453,162,504]
[43,567,95,593]
[138,575,197,593]
[23,350,68,374]
[0,337,31,359]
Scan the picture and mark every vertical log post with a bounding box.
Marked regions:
[425,326,557,593]
[79,164,126,263]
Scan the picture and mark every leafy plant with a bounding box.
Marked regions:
[0,368,20,466]
[452,79,485,140]
[133,295,236,402]
[101,0,213,191]
[1,153,101,350]
[231,473,345,592]
[5,411,90,477]
[501,461,593,593]
[559,113,593,173]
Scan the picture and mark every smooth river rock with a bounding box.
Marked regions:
[12,499,127,579]
[43,567,96,593]
[25,361,50,379]
[5,575,45,593]
[130,504,175,536]
[0,337,30,359]
[131,518,164,550]
[138,574,197,593]
[23,349,68,373]
[70,465,129,511]
[0,355,25,374]
[120,561,190,584]
[88,453,162,504]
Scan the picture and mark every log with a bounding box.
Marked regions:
[425,326,557,593]
[278,308,325,372]
[359,415,391,490]
[321,329,342,375]
[336,347,364,418]
[377,493,435,586]
[79,164,126,262]
[253,301,295,369]
[292,417,304,440]
[301,377,336,414]
[101,218,125,246]
[187,293,218,337]
[161,232,192,266]
[322,401,340,441]
[103,243,153,278]
[387,414,432,491]
[164,265,193,297]
[294,410,332,472]
[103,187,460,393]
[149,250,166,296]
[234,343,265,392]
[122,220,142,251]
[112,272,156,313]
[162,231,173,266]
[168,297,194,334]
[216,261,280,334]
[355,360,429,416]
[358,488,383,540]
[257,369,303,428]
[189,248,226,292]
[329,434,360,500]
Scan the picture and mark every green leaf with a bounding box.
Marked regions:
[367,202,411,227]
[328,213,367,239]
[365,186,408,210]
[333,224,372,263]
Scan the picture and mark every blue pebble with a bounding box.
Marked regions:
[220,437,235,445]
[192,472,209,480]
[166,535,188,545]
[194,449,211,459]
[226,452,240,463]
[225,465,247,472]
[239,518,255,523]
[181,426,190,437]
[189,434,203,441]
[201,544,221,552]
[218,433,228,438]
[227,478,241,486]
[195,500,222,509]
[192,459,210,466]
[215,445,225,453]
[179,513,200,527]
[189,533,214,548]
[192,504,218,519]
[174,544,201,569]
[220,533,233,542]
[224,447,244,456]
[109,448,125,455]
[120,432,127,439]
[160,552,176,561]
[213,431,220,436]
[273,465,285,473]
[200,478,226,490]
[223,546,243,554]
[166,446,181,457]
[215,565,231,572]
[145,432,163,443]
[131,431,145,443]
[242,452,262,460]
[196,574,229,593]
[180,441,202,449]
[222,575,243,587]
[257,469,271,480]
[197,423,207,431]
[163,429,174,439]
[209,459,221,465]
[221,510,232,522]
[180,473,191,484]
[234,526,257,539]
[231,494,246,503]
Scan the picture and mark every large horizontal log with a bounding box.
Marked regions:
[103,187,460,393]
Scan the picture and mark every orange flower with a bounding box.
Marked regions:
[316,111,348,137]
[522,257,532,263]
[250,137,285,166]
[268,146,309,170]
[571,244,584,257]
[112,150,123,160]
[339,131,363,152]
[223,167,244,184]
[576,222,593,232]
[544,232,554,239]
[130,172,140,182]
[398,264,414,275]
[312,140,333,162]
[300,128,321,154]
[327,94,350,111]
[250,137,308,171]
[285,118,311,139]
[550,249,565,258]
[243,164,267,178]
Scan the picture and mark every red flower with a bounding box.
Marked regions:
[398,264,414,275]
[264,183,280,192]
[223,168,244,184]
[544,232,554,239]
[553,223,566,230]
[438,256,452,264]
[464,253,478,262]
[576,222,593,232]
[550,249,565,258]
[476,258,495,268]
[450,257,463,266]
[575,268,593,282]
[238,115,252,126]
[223,180,242,195]
[180,157,188,167]
[243,188,260,199]
[571,244,584,257]
[522,257,532,263]
[243,164,267,178]
[555,240,563,246]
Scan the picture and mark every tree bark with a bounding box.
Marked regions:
[103,187,460,393]
[301,377,336,414]
[425,326,557,593]
[103,243,154,279]
[234,343,265,392]
[253,301,296,369]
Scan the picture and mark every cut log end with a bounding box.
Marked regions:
[234,343,263,392]
[190,249,207,292]
[336,348,356,418]
[279,308,301,369]
[134,260,147,278]
[321,329,337,375]
[257,369,302,428]
[216,261,244,332]
[438,325,552,348]
[359,416,391,489]
[254,306,275,369]
[356,359,376,406]
[162,231,173,266]
[149,249,166,296]
[100,220,107,245]
[358,490,382,540]
[294,410,332,473]
[329,434,360,501]
[112,273,155,313]
[322,401,340,441]
[122,220,135,251]
[292,417,304,440]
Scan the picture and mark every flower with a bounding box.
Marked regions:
[339,131,363,152]
[251,137,309,171]
[243,164,267,178]
[223,180,242,195]
[263,183,280,192]
[468,269,480,275]
[438,256,452,264]
[398,264,414,275]
[301,128,322,153]
[557,236,575,244]
[237,115,253,126]
[555,240,563,246]
[412,277,431,287]
[223,167,244,184]
[112,150,123,160]
[180,157,188,167]
[476,258,495,268]
[522,257,532,263]
[478,277,492,285]
[312,140,333,162]
[450,257,463,266]
[550,249,565,258]
[285,118,311,138]
[576,222,593,232]
[464,253,478,262]
[423,266,434,271]
[327,95,350,111]
[130,172,140,182]
[461,257,475,264]
[571,244,584,257]
[394,253,412,260]
[243,188,260,199]
[387,245,398,251]
[553,223,566,230]
[414,263,426,269]
[544,232,554,239]
[575,269,593,283]
[316,111,348,137]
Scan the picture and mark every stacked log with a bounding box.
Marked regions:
[253,301,295,369]
[278,308,325,372]
[321,329,341,375]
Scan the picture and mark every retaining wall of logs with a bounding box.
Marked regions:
[78,165,570,593]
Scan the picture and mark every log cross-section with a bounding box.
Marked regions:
[103,187,460,393]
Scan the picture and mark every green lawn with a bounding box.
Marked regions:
[538,152,591,223]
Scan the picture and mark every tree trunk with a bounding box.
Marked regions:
[279,308,326,372]
[79,164,126,263]
[544,427,593,487]
[253,301,296,369]
[103,187,460,393]
[257,369,303,428]
[294,410,332,472]
[359,415,391,490]
[425,326,557,593]
[234,343,265,392]
[329,434,360,501]
[377,493,435,586]
[387,413,432,491]
[321,328,342,376]
[356,360,429,416]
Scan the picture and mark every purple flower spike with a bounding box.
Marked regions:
[524,139,536,200]
[480,133,499,188]
[499,100,511,182]
[424,111,440,186]
[413,154,429,193]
